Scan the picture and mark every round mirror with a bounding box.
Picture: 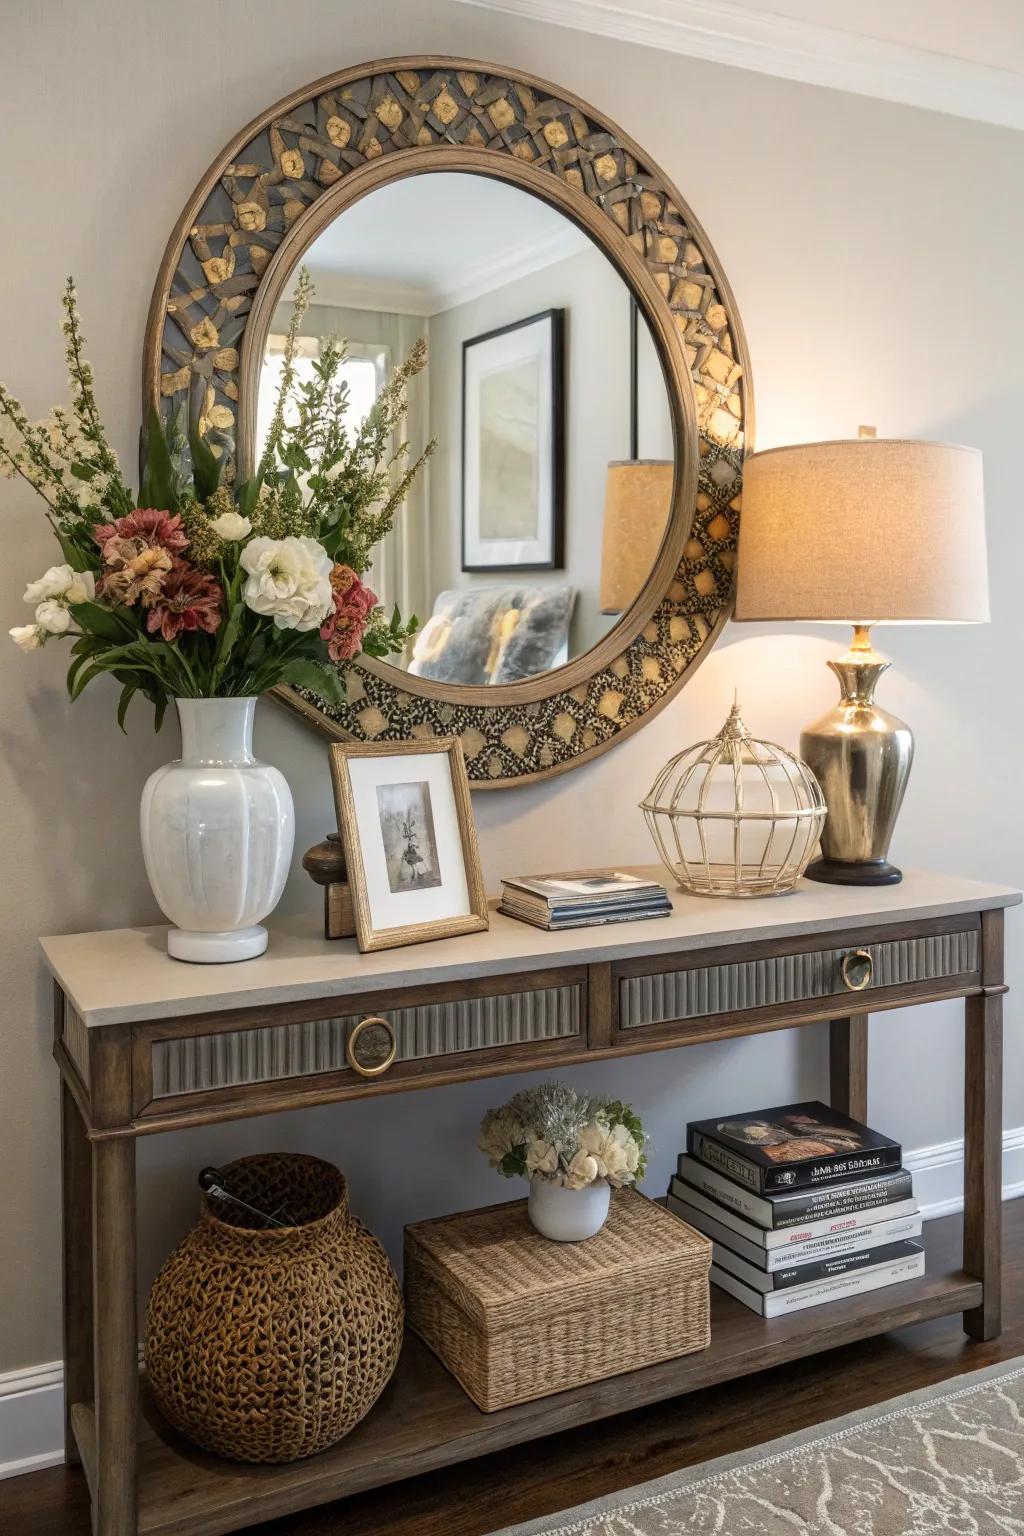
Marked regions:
[249,172,676,688]
[147,58,749,786]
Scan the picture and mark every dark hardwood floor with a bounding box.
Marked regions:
[5,1202,1022,1536]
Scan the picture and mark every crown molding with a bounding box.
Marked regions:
[304,223,587,318]
[455,0,1024,131]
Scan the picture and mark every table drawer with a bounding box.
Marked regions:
[618,929,979,1031]
[139,972,583,1112]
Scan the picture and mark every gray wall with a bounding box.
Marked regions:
[1,0,1022,1373]
[428,241,672,655]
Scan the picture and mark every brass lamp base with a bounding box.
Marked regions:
[799,625,914,888]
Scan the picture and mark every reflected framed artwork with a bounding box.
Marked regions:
[329,738,489,952]
[462,309,565,572]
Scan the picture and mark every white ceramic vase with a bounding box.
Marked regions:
[140,698,295,963]
[527,1175,611,1242]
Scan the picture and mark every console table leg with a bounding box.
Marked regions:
[829,1015,868,1122]
[93,1136,138,1535]
[963,986,1003,1340]
[61,1082,93,1466]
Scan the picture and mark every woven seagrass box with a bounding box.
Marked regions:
[404,1189,711,1412]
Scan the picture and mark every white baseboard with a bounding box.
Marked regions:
[0,1361,65,1480]
[903,1124,1024,1220]
[4,1127,1023,1479]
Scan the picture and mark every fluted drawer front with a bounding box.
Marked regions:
[151,984,581,1098]
[62,998,90,1086]
[620,931,978,1029]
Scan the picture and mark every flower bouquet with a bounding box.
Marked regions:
[479,1082,647,1241]
[3,273,433,960]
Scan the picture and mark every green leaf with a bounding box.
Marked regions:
[66,649,96,697]
[70,633,104,658]
[209,599,245,691]
[276,658,347,706]
[235,469,264,519]
[68,600,137,643]
[189,422,222,501]
[141,406,177,511]
[57,535,94,573]
[70,659,114,701]
[153,695,167,732]
[116,683,136,733]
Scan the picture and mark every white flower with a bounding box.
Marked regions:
[240,536,333,631]
[564,1150,600,1191]
[10,623,44,652]
[35,599,72,635]
[23,563,94,606]
[210,510,252,541]
[525,1138,559,1177]
[74,477,103,510]
[478,1107,527,1168]
[580,1120,639,1186]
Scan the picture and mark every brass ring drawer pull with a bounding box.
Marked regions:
[346,1016,397,1078]
[841,949,873,992]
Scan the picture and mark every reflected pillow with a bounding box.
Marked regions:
[491,586,575,683]
[408,585,575,685]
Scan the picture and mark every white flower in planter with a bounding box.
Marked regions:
[565,1149,600,1190]
[35,598,73,634]
[210,511,252,541]
[580,1120,639,1184]
[240,536,333,631]
[479,1082,647,1192]
[23,563,94,606]
[525,1139,558,1177]
[9,623,45,652]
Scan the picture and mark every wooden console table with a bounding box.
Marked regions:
[44,869,1018,1536]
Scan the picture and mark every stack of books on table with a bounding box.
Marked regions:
[667,1101,923,1318]
[499,871,671,930]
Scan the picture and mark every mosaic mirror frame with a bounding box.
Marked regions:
[144,57,752,788]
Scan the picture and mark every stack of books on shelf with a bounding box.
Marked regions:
[499,871,671,931]
[667,1101,923,1318]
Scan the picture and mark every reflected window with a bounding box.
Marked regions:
[256,336,385,465]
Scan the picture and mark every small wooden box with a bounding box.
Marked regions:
[404,1189,712,1413]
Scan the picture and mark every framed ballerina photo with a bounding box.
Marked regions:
[329,738,489,952]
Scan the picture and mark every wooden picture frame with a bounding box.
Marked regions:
[461,308,565,572]
[329,738,489,952]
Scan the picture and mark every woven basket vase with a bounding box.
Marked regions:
[145,1154,403,1463]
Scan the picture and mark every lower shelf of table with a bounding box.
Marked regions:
[71,1214,983,1536]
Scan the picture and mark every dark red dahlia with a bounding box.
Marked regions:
[146,560,223,643]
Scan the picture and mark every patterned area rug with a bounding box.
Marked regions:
[494,1358,1024,1536]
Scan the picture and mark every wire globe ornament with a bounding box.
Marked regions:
[640,701,827,897]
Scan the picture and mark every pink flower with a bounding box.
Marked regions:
[320,564,376,663]
[146,560,223,642]
[93,508,189,556]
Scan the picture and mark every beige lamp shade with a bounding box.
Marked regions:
[600,460,673,615]
[734,439,989,623]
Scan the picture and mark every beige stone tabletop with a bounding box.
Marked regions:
[40,868,1020,1029]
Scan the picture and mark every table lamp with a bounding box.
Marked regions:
[600,459,673,614]
[599,297,674,615]
[734,438,989,885]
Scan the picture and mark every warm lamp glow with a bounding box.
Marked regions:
[599,460,673,615]
[734,438,989,624]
